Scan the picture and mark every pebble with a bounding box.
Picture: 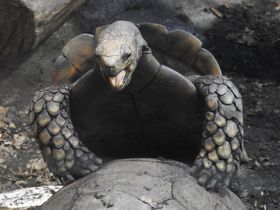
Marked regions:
[9,123,16,129]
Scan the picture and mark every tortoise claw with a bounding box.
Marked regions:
[190,165,199,175]
[198,173,209,186]
[206,178,218,190]
[66,146,102,179]
[192,159,235,191]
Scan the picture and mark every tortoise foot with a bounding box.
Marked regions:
[28,86,102,182]
[65,145,102,181]
[191,156,238,191]
[191,75,247,192]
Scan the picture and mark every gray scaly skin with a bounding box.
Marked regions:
[191,75,245,190]
[29,21,247,191]
[29,86,102,181]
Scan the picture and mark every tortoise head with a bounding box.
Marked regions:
[95,21,148,91]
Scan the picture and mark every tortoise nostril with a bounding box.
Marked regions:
[95,55,100,62]
[103,67,118,77]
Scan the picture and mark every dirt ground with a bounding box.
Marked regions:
[0,0,280,209]
[205,2,280,209]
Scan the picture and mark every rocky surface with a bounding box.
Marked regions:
[0,186,62,208]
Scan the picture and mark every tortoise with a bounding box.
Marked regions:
[40,158,248,210]
[29,21,248,192]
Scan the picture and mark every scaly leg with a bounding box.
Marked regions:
[191,75,248,191]
[28,86,102,181]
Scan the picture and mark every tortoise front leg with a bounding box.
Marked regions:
[191,75,248,191]
[28,86,102,181]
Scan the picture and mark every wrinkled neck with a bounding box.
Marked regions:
[122,53,161,95]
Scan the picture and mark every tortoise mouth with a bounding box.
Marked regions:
[106,65,133,91]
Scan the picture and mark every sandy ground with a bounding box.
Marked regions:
[0,0,280,209]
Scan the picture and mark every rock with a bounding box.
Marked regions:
[0,0,87,66]
[13,133,28,149]
[26,158,47,172]
[0,186,62,209]
[0,106,9,119]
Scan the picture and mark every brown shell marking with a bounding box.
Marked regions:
[138,23,221,76]
[53,34,95,84]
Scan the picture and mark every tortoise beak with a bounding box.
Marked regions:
[107,70,126,90]
[97,54,134,91]
[100,65,133,91]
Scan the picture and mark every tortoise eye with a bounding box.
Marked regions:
[122,53,131,61]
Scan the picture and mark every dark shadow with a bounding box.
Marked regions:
[204,0,280,81]
[0,0,35,81]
